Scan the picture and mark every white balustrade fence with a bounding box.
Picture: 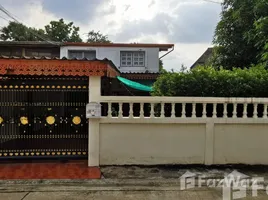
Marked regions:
[100,96,268,119]
[87,96,268,166]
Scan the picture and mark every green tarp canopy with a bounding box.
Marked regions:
[117,76,153,92]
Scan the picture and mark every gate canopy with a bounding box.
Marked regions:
[0,56,120,77]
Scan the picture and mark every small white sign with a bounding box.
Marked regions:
[86,102,101,118]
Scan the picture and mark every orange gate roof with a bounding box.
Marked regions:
[0,56,120,77]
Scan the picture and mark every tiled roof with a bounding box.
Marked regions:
[63,42,174,51]
[0,55,160,79]
[0,55,111,62]
[191,47,213,69]
[0,41,61,47]
[0,41,174,51]
[0,56,120,77]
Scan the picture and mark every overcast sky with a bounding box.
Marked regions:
[0,0,222,71]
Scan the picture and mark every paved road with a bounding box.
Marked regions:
[2,165,268,200]
[0,181,268,200]
[1,189,268,200]
[0,190,222,200]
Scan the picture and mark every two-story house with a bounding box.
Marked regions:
[61,42,174,73]
[0,41,174,95]
[61,42,174,95]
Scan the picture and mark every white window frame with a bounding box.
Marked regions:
[120,51,145,67]
[68,50,96,60]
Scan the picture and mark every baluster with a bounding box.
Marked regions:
[160,103,165,118]
[232,103,237,118]
[253,103,258,119]
[223,103,227,118]
[171,103,176,118]
[150,103,155,118]
[212,103,217,118]
[182,103,186,118]
[129,103,134,118]
[202,103,207,118]
[263,104,267,119]
[192,103,196,118]
[140,103,144,118]
[118,102,123,118]
[243,103,248,118]
[108,102,112,118]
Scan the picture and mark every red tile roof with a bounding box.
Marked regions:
[0,56,119,77]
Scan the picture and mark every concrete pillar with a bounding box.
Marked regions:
[88,76,101,167]
[204,120,214,165]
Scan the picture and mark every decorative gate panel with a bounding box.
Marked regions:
[0,76,89,159]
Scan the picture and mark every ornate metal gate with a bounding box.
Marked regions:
[0,75,89,159]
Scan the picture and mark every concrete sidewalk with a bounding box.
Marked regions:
[1,191,267,200]
[1,165,268,199]
[0,182,267,200]
[0,179,267,200]
[0,190,224,200]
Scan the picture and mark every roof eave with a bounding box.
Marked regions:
[63,42,174,50]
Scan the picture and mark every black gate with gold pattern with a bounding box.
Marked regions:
[0,76,89,159]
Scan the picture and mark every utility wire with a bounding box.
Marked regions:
[0,15,9,22]
[0,4,59,45]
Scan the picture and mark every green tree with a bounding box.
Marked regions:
[250,0,268,66]
[0,19,82,42]
[0,22,46,41]
[86,30,111,43]
[44,18,82,42]
[211,0,268,69]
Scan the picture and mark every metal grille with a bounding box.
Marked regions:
[0,76,89,159]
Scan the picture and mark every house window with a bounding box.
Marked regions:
[120,51,145,67]
[68,50,96,60]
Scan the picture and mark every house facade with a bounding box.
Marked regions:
[0,41,174,74]
[60,43,174,73]
[0,41,174,95]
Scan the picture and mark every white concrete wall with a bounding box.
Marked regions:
[99,123,206,165]
[98,119,268,166]
[214,124,268,165]
[86,96,268,166]
[60,46,159,73]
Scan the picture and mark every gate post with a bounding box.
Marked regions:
[88,76,101,167]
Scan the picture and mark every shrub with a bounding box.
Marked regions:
[152,65,268,97]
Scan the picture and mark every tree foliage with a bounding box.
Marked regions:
[152,64,268,97]
[212,0,268,69]
[0,19,111,43]
[0,22,46,41]
[251,0,268,65]
[44,18,82,42]
[86,30,111,43]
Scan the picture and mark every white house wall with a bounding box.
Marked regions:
[60,46,159,73]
